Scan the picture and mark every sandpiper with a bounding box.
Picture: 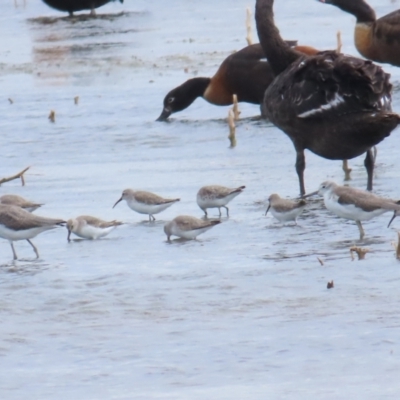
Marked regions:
[266,193,306,224]
[113,189,180,221]
[196,185,245,216]
[0,194,43,212]
[164,215,221,241]
[0,204,65,260]
[67,215,123,241]
[305,181,400,239]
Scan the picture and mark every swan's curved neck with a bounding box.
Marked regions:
[255,0,301,76]
[332,0,376,23]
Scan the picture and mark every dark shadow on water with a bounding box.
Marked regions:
[28,9,147,80]
[27,11,146,25]
[34,29,140,43]
[165,237,213,246]
[34,42,129,59]
[263,251,327,262]
[201,215,226,222]
[265,222,301,230]
[165,237,190,245]
[136,219,165,226]
[0,260,58,277]
[67,236,121,242]
[68,238,86,243]
[329,235,388,249]
[250,116,274,127]
[157,115,267,127]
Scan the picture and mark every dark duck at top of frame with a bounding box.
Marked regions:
[318,0,400,67]
[157,42,319,121]
[255,0,400,196]
[41,0,123,16]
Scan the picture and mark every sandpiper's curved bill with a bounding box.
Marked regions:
[387,205,400,228]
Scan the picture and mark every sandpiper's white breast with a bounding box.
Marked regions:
[127,197,174,215]
[74,224,116,240]
[0,224,53,241]
[196,186,244,211]
[197,192,238,208]
[269,207,303,222]
[324,193,387,221]
[171,224,213,240]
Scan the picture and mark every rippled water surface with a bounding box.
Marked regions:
[1,0,400,398]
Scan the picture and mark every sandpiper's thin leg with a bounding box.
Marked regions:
[9,242,18,260]
[218,208,222,217]
[68,10,73,17]
[342,160,352,181]
[295,148,306,196]
[151,215,156,221]
[356,221,365,240]
[223,206,229,217]
[90,8,96,16]
[203,209,208,217]
[27,239,39,259]
[364,149,374,191]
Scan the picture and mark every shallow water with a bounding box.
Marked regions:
[1,0,400,398]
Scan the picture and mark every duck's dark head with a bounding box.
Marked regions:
[156,77,211,121]
[318,0,376,23]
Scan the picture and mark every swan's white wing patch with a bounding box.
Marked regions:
[297,93,345,118]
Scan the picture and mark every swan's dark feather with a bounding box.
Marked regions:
[268,51,392,121]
